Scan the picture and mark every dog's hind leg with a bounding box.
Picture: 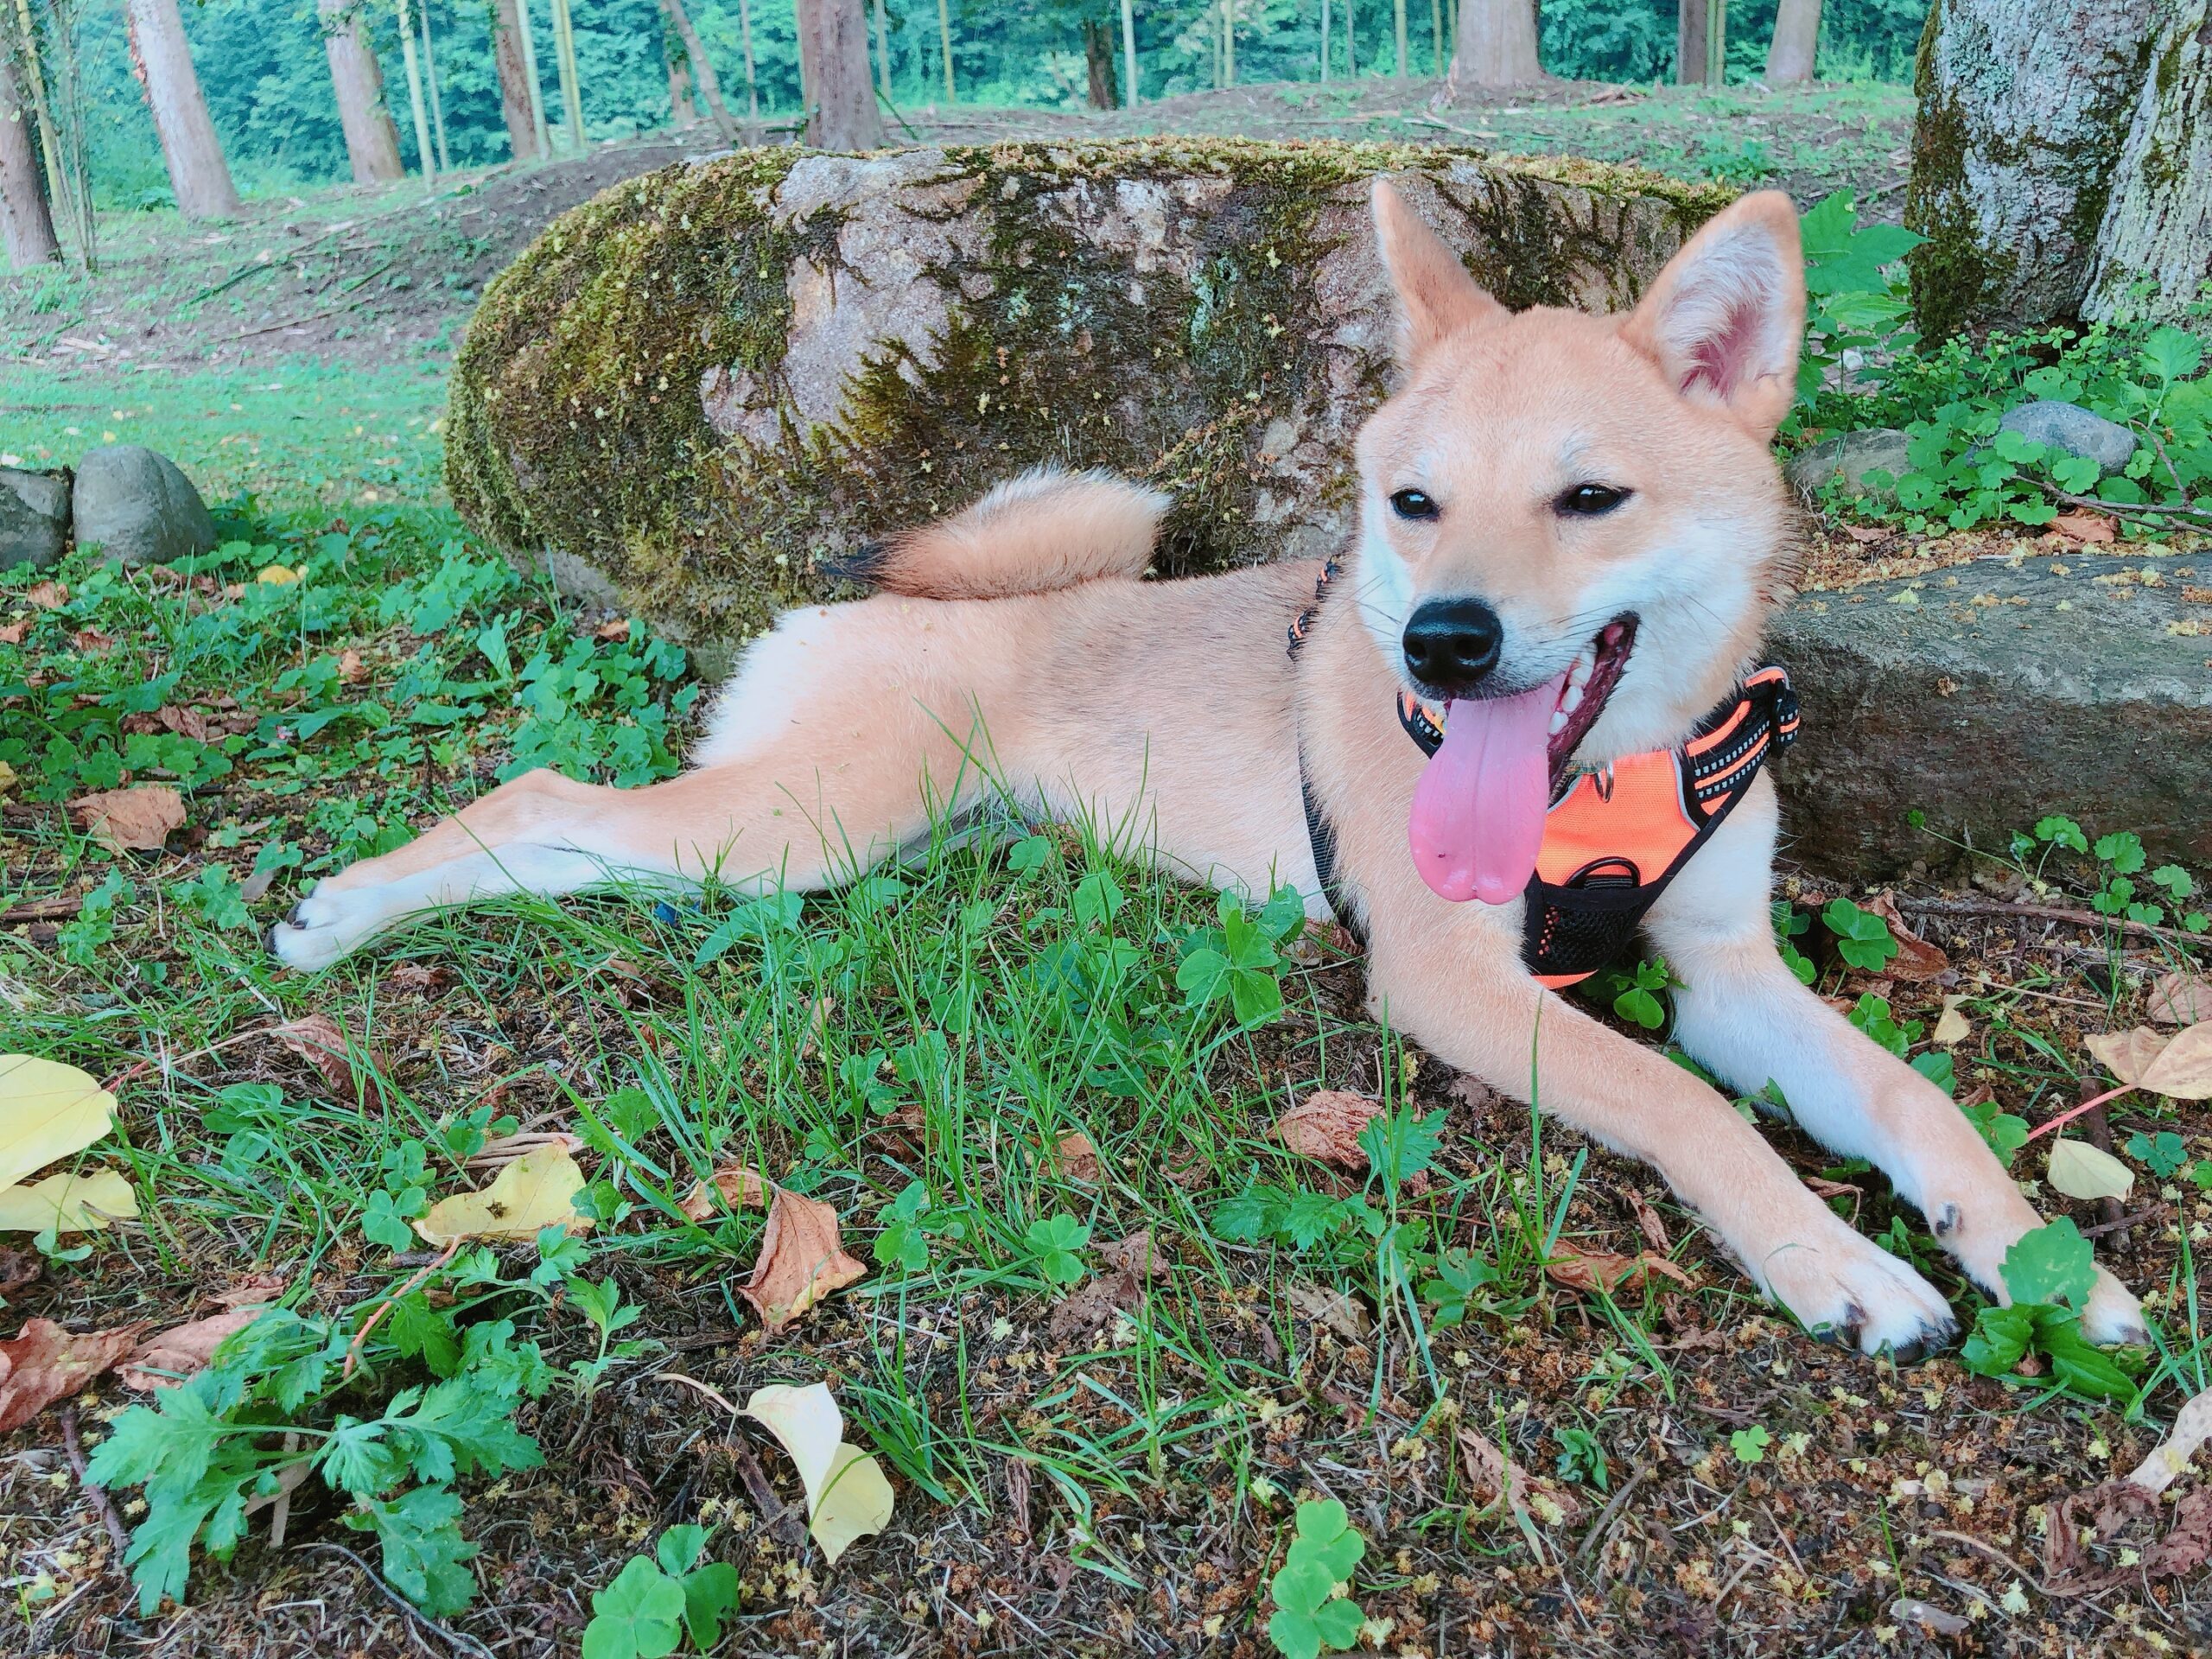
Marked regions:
[1648,778,2147,1347]
[270,719,989,970]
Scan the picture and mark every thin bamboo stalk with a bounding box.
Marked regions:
[420,0,449,172]
[394,0,436,179]
[514,0,550,155]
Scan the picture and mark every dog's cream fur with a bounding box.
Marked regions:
[275,185,2144,1354]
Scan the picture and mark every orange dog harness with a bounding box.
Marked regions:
[1389,667,1800,984]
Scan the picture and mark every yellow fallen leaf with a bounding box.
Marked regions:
[0,1056,117,1190]
[744,1382,894,1565]
[2046,1138,2135,1204]
[256,564,300,585]
[414,1143,591,1245]
[0,760,16,792]
[0,1167,137,1233]
[1931,997,1971,1048]
[2128,1382,2212,1495]
[2140,1022,2212,1100]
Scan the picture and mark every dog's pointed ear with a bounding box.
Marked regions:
[1621,190,1805,440]
[1371,179,1506,367]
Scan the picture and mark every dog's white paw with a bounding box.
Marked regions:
[267,883,384,971]
[2081,1265,2149,1347]
[1759,1211,1957,1359]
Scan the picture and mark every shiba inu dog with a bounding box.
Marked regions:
[274,183,2145,1355]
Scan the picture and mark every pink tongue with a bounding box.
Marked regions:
[1407,675,1565,905]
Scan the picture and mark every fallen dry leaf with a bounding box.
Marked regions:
[2148,972,2212,1027]
[2044,1479,2212,1590]
[415,1143,592,1245]
[24,580,65,610]
[2047,1137,2135,1204]
[207,1274,289,1312]
[2087,1022,2212,1100]
[270,1012,385,1109]
[465,1130,585,1174]
[0,1168,138,1234]
[1862,893,1948,982]
[1546,1241,1694,1296]
[1286,1279,1371,1342]
[120,1305,274,1391]
[2130,1382,2212,1496]
[335,648,367,683]
[155,705,209,743]
[595,618,632,640]
[1049,1269,1141,1339]
[1274,1090,1382,1170]
[385,961,451,992]
[67,785,185,853]
[0,620,25,645]
[1055,1131,1102,1185]
[0,1056,117,1190]
[677,1160,771,1222]
[1623,1189,1670,1254]
[1932,995,1973,1048]
[744,1382,894,1565]
[0,1248,41,1300]
[1843,524,1889,544]
[1889,1599,1969,1638]
[1459,1430,1583,1529]
[1096,1230,1167,1279]
[739,1181,865,1332]
[0,1319,141,1434]
[2051,510,2117,543]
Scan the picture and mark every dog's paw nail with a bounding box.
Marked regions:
[1932,1203,1960,1237]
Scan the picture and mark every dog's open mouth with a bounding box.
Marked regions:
[1407,613,1638,906]
[1543,614,1637,786]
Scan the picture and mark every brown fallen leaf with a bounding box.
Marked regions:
[271,1012,385,1109]
[2087,1022,2212,1100]
[2051,510,2116,543]
[1274,1090,1381,1170]
[1843,524,1889,544]
[385,961,451,993]
[0,1319,141,1433]
[739,1181,865,1332]
[2044,1478,2212,1590]
[595,619,632,640]
[1448,1074,1508,1114]
[677,1160,771,1222]
[1546,1241,1694,1296]
[156,705,209,743]
[71,628,113,653]
[1889,1599,1969,1638]
[24,580,66,610]
[1623,1188,1670,1253]
[0,1247,41,1300]
[0,620,26,645]
[1286,1279,1370,1342]
[2148,972,2212,1027]
[207,1274,289,1312]
[1862,893,1948,982]
[68,785,186,854]
[1055,1131,1102,1185]
[1096,1230,1168,1280]
[1459,1429,1584,1528]
[120,1305,273,1391]
[335,648,367,683]
[466,1130,585,1174]
[1049,1269,1140,1340]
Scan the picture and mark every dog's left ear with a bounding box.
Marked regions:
[1622,190,1805,441]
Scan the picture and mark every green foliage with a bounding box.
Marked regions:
[1025,1213,1091,1285]
[1176,887,1304,1027]
[1961,1095,2030,1168]
[2014,818,2210,935]
[1729,1424,1771,1464]
[1420,1249,1503,1332]
[2126,1131,2189,1181]
[582,1528,738,1659]
[1821,898,1898,972]
[1951,1220,2150,1403]
[1266,1499,1366,1659]
[1553,1424,1610,1491]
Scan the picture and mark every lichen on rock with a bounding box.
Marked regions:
[445,138,1728,662]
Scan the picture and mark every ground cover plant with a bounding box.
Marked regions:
[4,111,2212,1659]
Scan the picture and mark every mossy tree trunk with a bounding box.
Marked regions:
[1440,0,1541,92]
[1905,0,2159,340]
[2083,1,2212,324]
[445,141,1726,667]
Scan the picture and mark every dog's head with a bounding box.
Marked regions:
[1351,180,1805,769]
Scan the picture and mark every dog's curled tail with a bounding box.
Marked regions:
[829,467,1169,601]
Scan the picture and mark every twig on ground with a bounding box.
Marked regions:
[2028,476,2212,527]
[344,1241,459,1381]
[1,896,84,922]
[1574,1463,1651,1561]
[1902,893,2196,946]
[293,1541,496,1658]
[58,1404,131,1560]
[2082,1203,2165,1240]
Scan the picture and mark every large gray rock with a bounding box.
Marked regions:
[1785,428,1913,499]
[71,445,216,566]
[1769,553,2211,877]
[0,467,70,571]
[1996,400,2138,474]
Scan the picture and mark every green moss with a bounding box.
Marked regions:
[446,139,1726,652]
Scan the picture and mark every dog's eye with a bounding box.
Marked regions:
[1390,488,1440,521]
[1555,483,1630,517]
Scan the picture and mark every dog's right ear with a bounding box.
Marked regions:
[1371,179,1506,368]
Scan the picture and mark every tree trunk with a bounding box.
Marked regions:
[667,41,696,126]
[1905,0,2161,340]
[320,0,404,181]
[394,0,436,177]
[1678,0,1725,85]
[0,41,59,267]
[938,0,952,102]
[1083,18,1116,111]
[798,0,885,148]
[1121,0,1137,105]
[489,0,539,158]
[2084,0,2212,324]
[655,0,737,143]
[550,0,584,150]
[738,0,759,118]
[420,0,450,173]
[1764,0,1822,84]
[515,0,551,154]
[872,0,891,105]
[123,0,240,218]
[1439,0,1541,91]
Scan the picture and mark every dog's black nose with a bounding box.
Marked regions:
[1402,599,1504,696]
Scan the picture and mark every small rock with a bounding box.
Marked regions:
[1996,400,2137,474]
[71,445,216,566]
[0,467,70,571]
[1785,429,1912,499]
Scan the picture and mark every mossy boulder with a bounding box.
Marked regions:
[445,139,1729,669]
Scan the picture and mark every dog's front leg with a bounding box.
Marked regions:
[1366,914,1958,1356]
[1647,781,2146,1344]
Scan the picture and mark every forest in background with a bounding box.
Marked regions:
[60,0,1926,206]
